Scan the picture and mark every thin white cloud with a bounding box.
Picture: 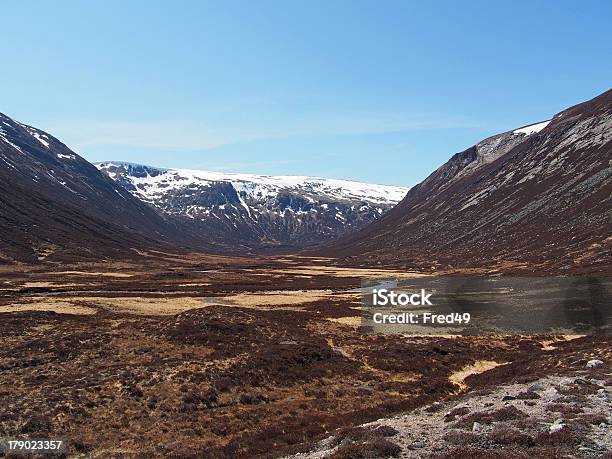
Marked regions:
[45,121,240,151]
[43,111,483,153]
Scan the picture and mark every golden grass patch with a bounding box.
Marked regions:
[48,271,134,278]
[449,360,504,390]
[0,299,96,315]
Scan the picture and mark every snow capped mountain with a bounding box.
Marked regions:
[97,163,407,207]
[96,162,409,251]
[0,108,409,258]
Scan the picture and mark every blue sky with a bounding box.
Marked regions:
[2,0,611,186]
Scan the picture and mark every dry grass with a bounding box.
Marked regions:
[79,296,207,315]
[218,291,334,306]
[1,296,206,316]
[21,282,81,288]
[0,291,362,316]
[276,265,430,279]
[538,335,585,350]
[0,299,96,315]
[1,291,362,316]
[328,316,362,327]
[449,360,504,390]
[48,271,135,278]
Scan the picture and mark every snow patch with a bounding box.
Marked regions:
[513,120,551,136]
[30,131,50,148]
[0,135,25,154]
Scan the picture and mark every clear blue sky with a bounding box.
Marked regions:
[2,0,611,186]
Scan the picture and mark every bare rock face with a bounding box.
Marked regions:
[324,89,612,275]
[96,162,409,252]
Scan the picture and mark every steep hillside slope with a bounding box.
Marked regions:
[0,113,184,262]
[96,163,408,251]
[324,90,612,274]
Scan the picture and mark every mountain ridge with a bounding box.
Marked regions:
[0,112,195,262]
[320,89,612,275]
[96,162,409,252]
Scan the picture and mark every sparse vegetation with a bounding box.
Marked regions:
[330,438,401,459]
[0,260,610,457]
[454,405,528,429]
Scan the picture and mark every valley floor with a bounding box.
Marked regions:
[0,253,610,458]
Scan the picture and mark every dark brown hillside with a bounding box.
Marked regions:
[322,89,612,274]
[0,113,197,262]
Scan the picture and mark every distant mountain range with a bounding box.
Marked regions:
[0,112,406,262]
[95,162,408,251]
[323,89,612,275]
[1,89,610,271]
